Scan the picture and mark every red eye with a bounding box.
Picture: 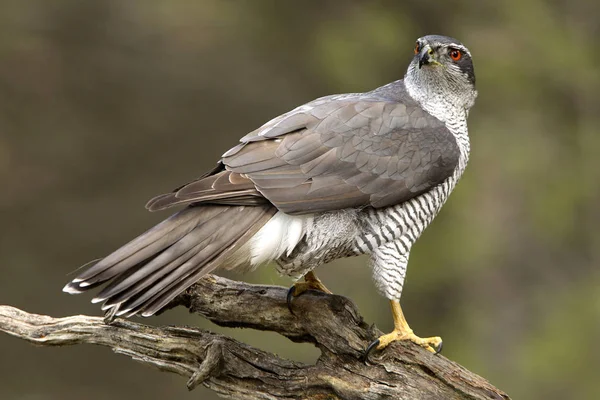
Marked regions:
[414,42,420,55]
[449,49,462,61]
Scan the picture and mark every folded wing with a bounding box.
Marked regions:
[147,90,460,215]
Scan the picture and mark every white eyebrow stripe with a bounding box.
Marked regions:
[449,44,471,57]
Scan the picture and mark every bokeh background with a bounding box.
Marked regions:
[1,1,599,399]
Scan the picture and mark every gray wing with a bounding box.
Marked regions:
[147,90,459,215]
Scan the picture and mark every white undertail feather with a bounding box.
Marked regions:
[247,212,311,266]
[223,211,312,271]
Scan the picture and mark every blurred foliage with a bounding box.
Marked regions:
[0,1,599,399]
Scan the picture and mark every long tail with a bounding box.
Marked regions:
[63,204,275,318]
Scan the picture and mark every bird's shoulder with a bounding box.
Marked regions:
[224,80,451,158]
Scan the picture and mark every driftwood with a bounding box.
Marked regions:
[0,274,509,399]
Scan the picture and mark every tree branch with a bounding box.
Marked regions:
[0,275,510,400]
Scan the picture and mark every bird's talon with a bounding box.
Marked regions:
[433,340,443,354]
[286,271,332,315]
[286,286,297,314]
[414,336,443,354]
[363,338,381,362]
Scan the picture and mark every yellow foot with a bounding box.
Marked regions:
[286,271,332,313]
[374,329,442,354]
[364,300,442,361]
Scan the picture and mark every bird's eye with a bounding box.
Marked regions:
[414,42,420,55]
[449,49,462,61]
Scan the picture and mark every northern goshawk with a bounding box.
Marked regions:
[64,35,477,356]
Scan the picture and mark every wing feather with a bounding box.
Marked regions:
[147,81,459,215]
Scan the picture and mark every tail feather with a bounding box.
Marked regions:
[73,207,212,284]
[102,243,204,311]
[109,240,219,312]
[94,212,231,303]
[133,210,269,317]
[64,204,275,317]
[95,242,203,305]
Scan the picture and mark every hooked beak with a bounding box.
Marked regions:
[418,45,437,69]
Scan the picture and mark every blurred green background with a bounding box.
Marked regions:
[1,1,599,399]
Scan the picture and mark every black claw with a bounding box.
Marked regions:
[363,339,380,363]
[433,340,443,354]
[286,286,297,315]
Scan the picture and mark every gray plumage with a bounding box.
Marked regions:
[148,87,459,214]
[64,34,477,318]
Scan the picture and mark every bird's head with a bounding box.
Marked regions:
[405,35,477,112]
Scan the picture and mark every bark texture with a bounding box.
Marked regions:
[0,275,510,400]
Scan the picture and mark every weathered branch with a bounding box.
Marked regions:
[0,275,509,399]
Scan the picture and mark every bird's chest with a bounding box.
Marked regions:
[352,191,446,256]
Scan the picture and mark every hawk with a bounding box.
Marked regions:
[64,34,477,356]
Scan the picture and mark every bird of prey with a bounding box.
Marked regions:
[64,34,477,357]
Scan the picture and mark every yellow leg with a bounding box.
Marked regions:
[366,300,442,358]
[286,271,332,313]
